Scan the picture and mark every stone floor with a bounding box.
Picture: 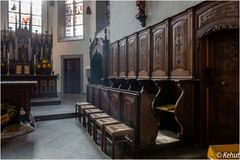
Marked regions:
[1,119,109,159]
[1,94,208,159]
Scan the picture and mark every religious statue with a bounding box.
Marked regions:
[135,0,147,27]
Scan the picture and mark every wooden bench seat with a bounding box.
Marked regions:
[88,113,110,135]
[75,103,95,123]
[95,117,121,150]
[104,123,135,159]
[83,108,103,128]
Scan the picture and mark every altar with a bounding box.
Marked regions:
[1,75,58,98]
[1,20,58,98]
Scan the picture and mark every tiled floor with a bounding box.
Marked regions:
[1,94,208,159]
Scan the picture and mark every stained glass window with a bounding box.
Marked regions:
[64,0,83,38]
[8,0,42,33]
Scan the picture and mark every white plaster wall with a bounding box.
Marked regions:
[109,1,202,42]
[46,1,96,94]
[1,1,8,29]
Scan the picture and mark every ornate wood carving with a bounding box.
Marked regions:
[127,34,137,78]
[119,38,127,78]
[138,28,150,78]
[170,10,193,78]
[151,20,169,79]
[112,42,119,78]
[196,1,239,38]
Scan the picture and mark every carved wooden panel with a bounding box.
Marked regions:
[87,85,90,102]
[127,34,137,78]
[48,80,56,94]
[111,42,119,78]
[93,86,100,107]
[109,90,121,120]
[40,80,48,94]
[151,20,169,79]
[122,93,138,129]
[196,2,239,38]
[170,10,193,78]
[100,88,109,113]
[88,85,93,104]
[138,28,150,78]
[119,38,127,78]
[108,45,113,78]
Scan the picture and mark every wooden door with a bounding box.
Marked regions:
[64,58,81,93]
[208,30,239,144]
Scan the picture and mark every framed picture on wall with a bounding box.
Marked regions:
[23,64,30,75]
[16,64,22,75]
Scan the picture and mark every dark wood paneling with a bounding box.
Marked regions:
[119,38,127,78]
[1,75,58,97]
[100,88,109,113]
[109,90,121,120]
[87,85,93,104]
[174,80,193,138]
[108,44,113,78]
[195,1,239,146]
[195,1,239,38]
[93,85,100,107]
[127,34,138,78]
[170,10,193,79]
[122,92,138,129]
[139,92,158,145]
[138,28,150,79]
[1,81,37,119]
[151,20,169,79]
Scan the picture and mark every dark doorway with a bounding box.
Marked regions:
[64,58,81,93]
[201,30,239,145]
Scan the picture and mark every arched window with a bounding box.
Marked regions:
[64,0,83,39]
[8,0,42,33]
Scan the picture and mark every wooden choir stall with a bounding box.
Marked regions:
[86,1,239,156]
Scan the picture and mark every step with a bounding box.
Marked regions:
[34,113,76,121]
[31,96,61,106]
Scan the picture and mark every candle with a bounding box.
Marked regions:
[7,53,10,63]
[40,46,43,59]
[34,54,36,66]
[7,53,10,75]
[34,54,36,75]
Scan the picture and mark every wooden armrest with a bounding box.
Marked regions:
[155,104,176,112]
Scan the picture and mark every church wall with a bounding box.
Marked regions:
[109,1,202,42]
[49,1,96,94]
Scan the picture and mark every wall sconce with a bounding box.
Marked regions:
[135,0,147,27]
[11,1,16,11]
[86,6,92,15]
